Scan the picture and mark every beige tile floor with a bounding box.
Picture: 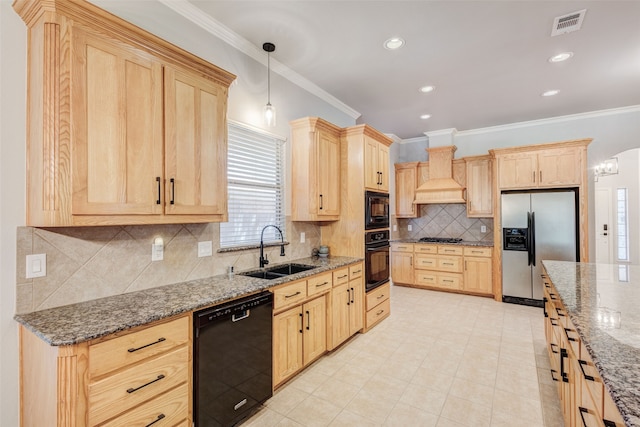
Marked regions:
[243,285,565,427]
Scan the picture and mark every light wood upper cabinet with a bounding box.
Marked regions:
[394,162,419,218]
[364,135,391,192]
[15,0,235,226]
[493,141,589,190]
[291,117,342,221]
[71,27,164,216]
[164,66,227,216]
[465,155,493,217]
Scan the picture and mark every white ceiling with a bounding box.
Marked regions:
[105,1,640,139]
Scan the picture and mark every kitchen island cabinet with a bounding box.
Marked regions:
[290,117,342,221]
[542,261,638,427]
[14,0,235,226]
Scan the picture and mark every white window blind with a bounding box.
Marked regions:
[220,122,286,248]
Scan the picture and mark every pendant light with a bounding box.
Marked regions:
[263,42,276,127]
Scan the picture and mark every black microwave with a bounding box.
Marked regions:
[365,191,389,230]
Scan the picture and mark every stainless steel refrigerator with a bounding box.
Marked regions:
[501,190,578,306]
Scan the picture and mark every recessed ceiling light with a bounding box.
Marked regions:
[419,85,435,93]
[420,114,432,120]
[384,37,405,50]
[542,90,560,97]
[548,52,574,63]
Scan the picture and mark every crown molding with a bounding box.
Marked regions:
[396,136,427,145]
[424,128,458,138]
[455,105,640,137]
[157,0,361,120]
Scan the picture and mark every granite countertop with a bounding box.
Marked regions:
[14,256,362,347]
[392,238,493,247]
[543,260,640,427]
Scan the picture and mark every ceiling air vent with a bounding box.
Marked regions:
[551,9,587,36]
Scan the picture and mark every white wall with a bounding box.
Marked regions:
[1,2,26,425]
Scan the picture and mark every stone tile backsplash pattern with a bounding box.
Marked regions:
[16,218,320,313]
[394,203,494,242]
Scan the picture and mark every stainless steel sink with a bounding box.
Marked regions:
[239,263,316,280]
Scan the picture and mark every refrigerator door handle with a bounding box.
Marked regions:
[527,212,532,266]
[531,212,536,266]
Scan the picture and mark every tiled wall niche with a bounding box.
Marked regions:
[16,218,320,313]
[394,203,494,242]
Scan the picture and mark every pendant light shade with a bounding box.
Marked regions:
[263,42,276,127]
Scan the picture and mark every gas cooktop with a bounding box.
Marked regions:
[418,237,463,243]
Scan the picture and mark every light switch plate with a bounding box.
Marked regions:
[26,254,46,278]
[198,241,213,257]
[300,232,305,243]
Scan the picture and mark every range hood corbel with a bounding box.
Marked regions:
[413,145,466,204]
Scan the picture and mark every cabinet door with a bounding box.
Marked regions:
[538,148,582,187]
[164,66,227,216]
[331,283,351,348]
[395,165,417,217]
[317,131,341,216]
[273,306,303,386]
[364,136,380,190]
[303,297,327,366]
[463,256,492,294]
[466,158,493,217]
[349,276,364,334]
[497,153,537,189]
[377,144,390,192]
[391,251,414,284]
[72,28,164,215]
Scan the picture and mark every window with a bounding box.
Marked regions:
[616,188,629,261]
[220,121,286,248]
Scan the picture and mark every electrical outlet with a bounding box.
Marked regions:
[393,224,397,232]
[481,225,487,233]
[198,241,213,257]
[300,232,305,243]
[26,254,46,278]
[152,237,164,261]
[408,224,413,231]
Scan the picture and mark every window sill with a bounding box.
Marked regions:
[218,241,291,254]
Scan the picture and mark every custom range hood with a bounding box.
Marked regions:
[414,145,466,204]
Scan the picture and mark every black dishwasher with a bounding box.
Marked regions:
[194,291,273,427]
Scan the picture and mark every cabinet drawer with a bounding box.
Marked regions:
[463,247,492,257]
[438,246,463,256]
[415,254,437,269]
[415,272,437,286]
[438,256,462,273]
[89,346,189,426]
[366,282,390,311]
[414,244,437,254]
[366,298,390,328]
[603,389,625,426]
[89,316,189,378]
[308,272,332,296]
[349,263,363,280]
[578,341,603,418]
[101,382,189,427]
[437,273,462,290]
[333,268,350,287]
[273,280,307,310]
[391,243,413,253]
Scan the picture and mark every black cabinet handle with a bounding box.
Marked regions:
[550,343,559,354]
[564,328,578,342]
[550,318,559,326]
[127,374,165,394]
[346,289,350,306]
[146,414,165,427]
[550,369,559,382]
[299,312,303,333]
[578,359,596,382]
[543,297,548,317]
[128,337,166,353]
[350,287,355,304]
[306,310,310,330]
[560,348,569,383]
[156,177,161,205]
[319,194,323,210]
[170,178,175,205]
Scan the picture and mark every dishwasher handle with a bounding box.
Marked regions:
[195,291,273,329]
[232,310,250,322]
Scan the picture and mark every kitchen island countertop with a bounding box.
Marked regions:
[543,260,640,427]
[14,256,362,346]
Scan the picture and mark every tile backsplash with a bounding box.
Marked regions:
[393,203,494,242]
[16,218,320,313]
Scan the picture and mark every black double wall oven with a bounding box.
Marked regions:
[364,191,390,292]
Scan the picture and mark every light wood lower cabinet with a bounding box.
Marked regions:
[393,243,494,297]
[543,273,625,427]
[330,264,364,349]
[19,314,191,427]
[365,282,391,330]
